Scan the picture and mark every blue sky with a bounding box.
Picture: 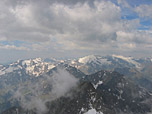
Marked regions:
[0,0,152,64]
[117,0,152,30]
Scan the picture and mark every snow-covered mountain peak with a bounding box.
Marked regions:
[112,54,132,59]
[69,54,144,75]
[78,55,97,64]
[0,58,57,77]
[32,57,42,63]
[0,55,146,77]
[21,57,43,66]
[78,55,110,64]
[19,58,53,76]
[112,54,141,68]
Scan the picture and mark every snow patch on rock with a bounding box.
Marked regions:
[93,81,103,89]
[84,108,103,114]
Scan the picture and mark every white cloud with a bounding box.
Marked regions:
[0,44,30,51]
[13,68,78,114]
[0,0,152,62]
[47,1,122,49]
[117,0,131,9]
[135,5,152,19]
[1,0,123,50]
[10,5,34,25]
[117,30,152,44]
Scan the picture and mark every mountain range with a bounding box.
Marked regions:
[0,55,152,114]
[1,54,152,90]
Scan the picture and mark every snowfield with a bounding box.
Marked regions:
[84,108,103,114]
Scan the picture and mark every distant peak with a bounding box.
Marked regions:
[78,55,97,64]
[112,54,141,68]
[112,54,133,59]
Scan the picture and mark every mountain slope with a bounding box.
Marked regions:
[2,70,152,114]
[0,58,58,77]
[68,55,143,75]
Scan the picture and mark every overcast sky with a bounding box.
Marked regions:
[0,0,152,63]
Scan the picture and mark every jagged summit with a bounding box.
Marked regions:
[0,57,57,76]
[78,55,100,64]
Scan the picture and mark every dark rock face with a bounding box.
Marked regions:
[47,63,86,79]
[85,70,152,114]
[2,70,152,114]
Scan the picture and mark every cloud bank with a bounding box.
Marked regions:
[0,0,152,63]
